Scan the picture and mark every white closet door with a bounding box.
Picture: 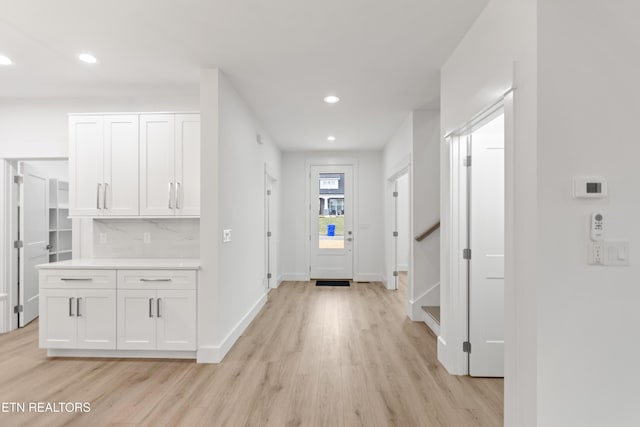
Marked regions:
[469,114,505,377]
[103,115,139,216]
[140,114,176,216]
[69,116,104,216]
[174,114,200,216]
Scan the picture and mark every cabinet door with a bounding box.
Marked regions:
[69,116,104,216]
[156,290,196,351]
[140,114,176,216]
[77,289,116,350]
[103,115,139,216]
[117,289,156,350]
[39,289,77,349]
[175,114,200,216]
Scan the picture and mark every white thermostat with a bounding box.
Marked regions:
[573,176,607,199]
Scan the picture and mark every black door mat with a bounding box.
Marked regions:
[316,280,350,287]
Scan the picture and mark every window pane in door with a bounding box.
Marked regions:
[318,173,344,249]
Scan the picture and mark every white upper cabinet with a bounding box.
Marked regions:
[69,116,104,217]
[69,114,139,217]
[103,115,140,216]
[175,114,201,216]
[140,113,200,217]
[70,112,200,218]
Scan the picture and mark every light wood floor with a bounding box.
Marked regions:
[0,280,503,426]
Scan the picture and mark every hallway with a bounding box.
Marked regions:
[0,280,502,426]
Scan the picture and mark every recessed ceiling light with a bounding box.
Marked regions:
[0,55,13,66]
[327,135,336,141]
[78,53,98,64]
[323,95,340,104]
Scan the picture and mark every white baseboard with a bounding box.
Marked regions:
[422,310,440,336]
[49,349,196,359]
[197,293,267,364]
[409,282,440,320]
[353,273,383,283]
[279,273,310,282]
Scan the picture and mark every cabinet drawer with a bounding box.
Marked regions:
[117,270,196,290]
[40,269,116,289]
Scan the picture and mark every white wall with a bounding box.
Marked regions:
[411,110,441,315]
[0,96,199,158]
[199,69,282,363]
[397,174,410,271]
[280,151,383,282]
[23,160,68,181]
[382,110,440,314]
[537,1,640,425]
[440,0,537,425]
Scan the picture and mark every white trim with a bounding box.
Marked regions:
[278,273,310,282]
[68,111,200,116]
[49,349,196,359]
[197,293,267,363]
[353,273,384,283]
[422,310,441,336]
[409,281,440,320]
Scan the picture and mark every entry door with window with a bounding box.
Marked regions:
[310,165,353,279]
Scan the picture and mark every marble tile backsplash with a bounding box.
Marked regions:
[92,219,199,259]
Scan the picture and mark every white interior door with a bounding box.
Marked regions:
[469,113,505,377]
[310,165,353,279]
[265,174,278,289]
[19,162,49,326]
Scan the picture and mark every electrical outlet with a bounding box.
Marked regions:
[223,229,232,243]
[143,233,151,244]
[589,241,603,265]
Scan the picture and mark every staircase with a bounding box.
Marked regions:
[421,305,440,336]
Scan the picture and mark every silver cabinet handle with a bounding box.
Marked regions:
[97,183,102,209]
[157,298,162,318]
[61,278,93,281]
[168,182,174,209]
[104,183,109,210]
[77,297,82,317]
[140,278,172,282]
[176,182,181,209]
[347,237,353,242]
[69,297,75,317]
[149,298,154,318]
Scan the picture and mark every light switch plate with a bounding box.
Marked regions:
[223,229,232,243]
[604,241,629,266]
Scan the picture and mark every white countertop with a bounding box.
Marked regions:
[37,258,200,270]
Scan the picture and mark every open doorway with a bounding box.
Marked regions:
[446,108,505,378]
[2,158,71,332]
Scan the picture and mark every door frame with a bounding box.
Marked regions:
[264,162,278,289]
[0,156,68,334]
[305,158,359,281]
[439,91,514,375]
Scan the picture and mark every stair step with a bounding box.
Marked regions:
[421,306,440,324]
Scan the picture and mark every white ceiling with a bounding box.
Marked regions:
[0,0,488,151]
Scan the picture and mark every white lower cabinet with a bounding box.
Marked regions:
[117,271,197,351]
[40,288,116,350]
[39,267,197,358]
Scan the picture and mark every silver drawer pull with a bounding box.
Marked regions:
[149,298,154,318]
[61,278,93,281]
[77,297,82,317]
[104,183,109,210]
[175,182,181,209]
[157,298,162,318]
[69,297,75,317]
[168,182,174,209]
[139,278,172,282]
[97,183,102,209]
